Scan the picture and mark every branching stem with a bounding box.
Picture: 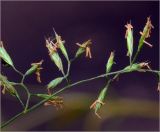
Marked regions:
[1,68,158,129]
[131,50,140,65]
[15,94,25,109]
[20,83,31,112]
[12,66,23,77]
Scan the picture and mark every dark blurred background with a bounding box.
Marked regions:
[1,1,159,131]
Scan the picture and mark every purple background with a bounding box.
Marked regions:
[1,1,159,131]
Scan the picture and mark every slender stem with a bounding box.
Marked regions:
[144,69,160,74]
[61,66,69,84]
[1,112,23,129]
[64,57,76,83]
[131,50,139,65]
[129,56,132,66]
[1,68,159,128]
[11,82,31,110]
[0,69,126,128]
[20,83,31,112]
[9,82,19,86]
[63,59,73,84]
[102,79,112,94]
[15,95,25,109]
[12,66,24,76]
[65,60,71,83]
[70,57,76,63]
[66,60,71,76]
[61,70,65,77]
[23,70,127,113]
[8,82,25,108]
[21,75,25,84]
[24,94,31,113]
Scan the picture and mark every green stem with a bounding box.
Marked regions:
[70,57,76,63]
[131,50,139,65]
[1,68,159,129]
[15,94,25,109]
[0,69,126,129]
[21,75,25,84]
[63,59,72,84]
[1,112,23,129]
[61,64,69,84]
[129,56,132,66]
[66,60,71,76]
[144,69,160,74]
[65,57,76,84]
[12,66,23,77]
[20,84,31,113]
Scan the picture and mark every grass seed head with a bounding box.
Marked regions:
[90,87,107,119]
[25,60,44,83]
[46,37,64,72]
[125,22,133,58]
[53,29,69,61]
[0,74,17,96]
[138,17,154,51]
[75,39,92,59]
[106,51,115,73]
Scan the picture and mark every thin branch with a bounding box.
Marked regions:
[1,68,159,128]
[0,69,129,128]
[12,66,24,77]
[21,75,26,84]
[20,84,31,113]
[15,94,25,109]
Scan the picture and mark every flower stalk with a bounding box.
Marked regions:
[1,17,159,130]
